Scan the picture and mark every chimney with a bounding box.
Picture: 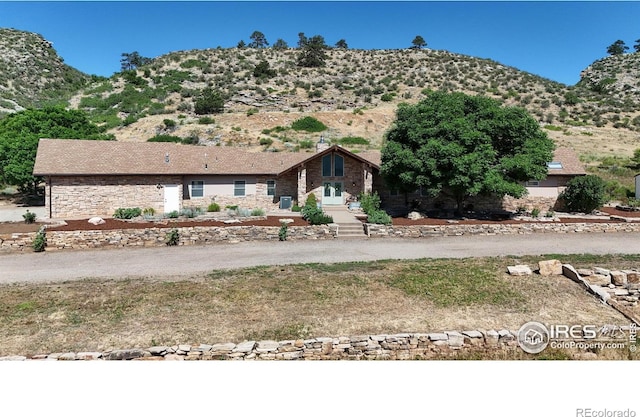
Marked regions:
[316,135,330,153]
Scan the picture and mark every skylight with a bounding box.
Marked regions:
[547,161,563,169]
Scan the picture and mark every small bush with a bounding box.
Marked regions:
[147,135,182,143]
[358,192,381,215]
[166,210,179,218]
[198,117,215,125]
[291,116,327,133]
[113,207,142,219]
[279,222,288,241]
[165,228,180,246]
[337,136,369,146]
[32,226,46,252]
[305,193,317,208]
[291,204,302,212]
[299,140,314,149]
[207,202,221,212]
[251,208,265,216]
[22,210,36,224]
[531,207,540,218]
[560,175,607,213]
[259,138,273,146]
[142,207,156,216]
[366,209,392,225]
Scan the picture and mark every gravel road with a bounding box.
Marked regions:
[2,233,639,284]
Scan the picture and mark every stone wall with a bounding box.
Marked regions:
[364,222,640,238]
[0,224,338,252]
[0,329,525,360]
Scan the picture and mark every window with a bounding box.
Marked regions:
[321,153,345,177]
[334,155,344,177]
[267,180,276,196]
[322,154,332,177]
[525,180,540,187]
[234,180,246,196]
[191,180,204,198]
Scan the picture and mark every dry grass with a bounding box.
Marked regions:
[0,255,637,357]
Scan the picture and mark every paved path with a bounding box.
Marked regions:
[0,206,46,222]
[2,233,639,284]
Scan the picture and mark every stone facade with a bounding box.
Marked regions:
[45,175,182,219]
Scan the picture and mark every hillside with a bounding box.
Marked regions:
[0,28,92,113]
[1,28,639,158]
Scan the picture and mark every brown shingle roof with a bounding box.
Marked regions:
[33,139,312,176]
[548,147,586,176]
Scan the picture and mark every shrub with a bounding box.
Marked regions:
[237,208,251,217]
[358,192,381,215]
[299,140,314,149]
[163,119,176,129]
[166,210,179,218]
[142,207,156,216]
[251,208,265,216]
[259,138,273,146]
[366,209,392,225]
[279,222,288,241]
[165,228,180,246]
[207,202,221,212]
[337,136,369,146]
[531,207,540,218]
[113,207,142,219]
[22,210,36,224]
[194,88,224,115]
[305,193,317,208]
[198,117,215,125]
[291,204,302,212]
[291,116,327,133]
[147,135,182,143]
[559,175,607,213]
[32,226,46,252]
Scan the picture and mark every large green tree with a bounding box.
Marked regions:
[120,51,153,71]
[411,35,427,49]
[249,31,269,48]
[297,34,328,67]
[606,40,628,56]
[380,91,555,211]
[0,107,113,193]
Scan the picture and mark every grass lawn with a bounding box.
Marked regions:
[0,254,637,358]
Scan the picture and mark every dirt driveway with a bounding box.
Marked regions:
[2,233,640,284]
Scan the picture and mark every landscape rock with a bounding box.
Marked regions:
[584,274,611,286]
[538,259,563,276]
[610,271,628,286]
[576,269,593,276]
[88,217,105,225]
[106,349,146,360]
[407,211,423,220]
[507,265,532,276]
[623,270,640,284]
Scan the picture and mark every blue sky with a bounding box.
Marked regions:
[0,1,639,85]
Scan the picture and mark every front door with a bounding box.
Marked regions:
[163,184,180,213]
[322,182,343,205]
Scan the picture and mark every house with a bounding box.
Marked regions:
[33,138,380,219]
[33,139,585,219]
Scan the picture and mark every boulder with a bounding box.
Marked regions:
[610,271,628,286]
[584,274,611,286]
[538,259,563,276]
[623,270,640,284]
[507,265,532,276]
[88,217,105,225]
[407,211,423,220]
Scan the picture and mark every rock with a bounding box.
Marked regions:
[223,219,241,224]
[584,274,611,286]
[507,265,532,276]
[623,270,640,284]
[106,349,146,360]
[427,333,448,341]
[610,271,628,286]
[576,269,593,276]
[445,331,464,348]
[77,352,102,360]
[0,356,27,361]
[279,218,294,224]
[594,267,610,276]
[211,343,236,353]
[255,341,279,353]
[462,330,484,339]
[148,346,169,355]
[233,341,256,353]
[407,211,423,220]
[57,352,77,361]
[538,259,563,276]
[88,217,105,225]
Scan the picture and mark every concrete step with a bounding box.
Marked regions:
[336,223,367,238]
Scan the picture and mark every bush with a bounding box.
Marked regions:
[291,204,302,212]
[279,222,288,241]
[251,208,265,216]
[166,210,179,218]
[22,210,36,224]
[358,192,381,215]
[207,202,220,212]
[366,209,392,225]
[198,117,215,125]
[291,116,327,133]
[32,226,46,252]
[560,175,607,213]
[165,228,180,246]
[194,88,224,115]
[113,207,142,219]
[337,136,369,146]
[147,135,182,143]
[305,193,317,208]
[259,138,273,146]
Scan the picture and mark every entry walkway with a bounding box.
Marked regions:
[323,205,366,238]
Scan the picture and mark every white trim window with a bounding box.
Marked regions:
[525,180,540,187]
[191,180,204,198]
[267,180,276,196]
[234,180,246,196]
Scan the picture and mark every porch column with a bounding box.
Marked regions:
[297,165,307,204]
[363,164,373,194]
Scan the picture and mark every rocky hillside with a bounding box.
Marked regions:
[0,28,92,113]
[1,28,639,157]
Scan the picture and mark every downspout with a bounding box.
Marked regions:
[48,176,52,219]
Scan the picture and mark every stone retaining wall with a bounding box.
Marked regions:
[364,222,640,237]
[0,329,525,361]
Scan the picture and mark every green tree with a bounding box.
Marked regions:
[380,91,554,212]
[606,40,628,56]
[194,88,224,115]
[237,40,246,49]
[253,60,277,79]
[559,175,607,213]
[0,107,113,193]
[634,39,640,53]
[411,35,427,49]
[273,38,289,50]
[249,31,269,48]
[120,51,152,71]
[335,39,348,49]
[297,35,328,67]
[297,32,308,48]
